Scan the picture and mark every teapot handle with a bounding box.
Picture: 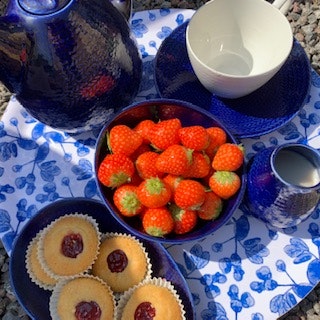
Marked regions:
[109,0,132,21]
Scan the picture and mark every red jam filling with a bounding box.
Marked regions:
[107,249,128,272]
[61,233,83,258]
[134,302,156,320]
[75,301,101,320]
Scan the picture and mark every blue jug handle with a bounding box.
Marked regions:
[109,0,132,21]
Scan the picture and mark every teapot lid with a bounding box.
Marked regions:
[18,0,70,14]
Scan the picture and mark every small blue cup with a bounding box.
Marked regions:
[246,143,320,228]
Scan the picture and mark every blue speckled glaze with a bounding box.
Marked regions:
[154,21,311,138]
[0,0,142,133]
[247,143,320,228]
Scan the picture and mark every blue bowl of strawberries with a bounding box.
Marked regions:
[94,99,247,243]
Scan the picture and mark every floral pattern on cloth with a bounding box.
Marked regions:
[1,8,320,320]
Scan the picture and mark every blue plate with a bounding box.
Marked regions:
[9,198,195,320]
[154,21,311,138]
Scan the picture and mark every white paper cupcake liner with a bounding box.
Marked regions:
[25,232,57,291]
[49,274,116,320]
[116,277,186,320]
[91,232,152,296]
[37,213,101,280]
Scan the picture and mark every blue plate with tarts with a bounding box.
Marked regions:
[154,21,311,138]
[9,198,195,320]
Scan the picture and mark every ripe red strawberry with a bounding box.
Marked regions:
[183,151,211,178]
[205,127,227,158]
[209,171,241,199]
[109,124,143,156]
[169,204,198,234]
[137,177,171,208]
[134,119,155,144]
[130,171,144,186]
[98,153,135,188]
[142,207,175,237]
[156,144,192,176]
[129,143,151,162]
[212,143,244,171]
[197,191,223,220]
[178,125,210,151]
[135,151,164,179]
[157,104,185,119]
[113,184,144,217]
[174,179,206,210]
[149,118,182,150]
[201,166,216,188]
[163,174,183,194]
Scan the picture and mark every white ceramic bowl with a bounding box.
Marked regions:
[186,0,293,98]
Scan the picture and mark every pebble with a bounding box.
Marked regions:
[0,0,319,319]
[288,0,320,73]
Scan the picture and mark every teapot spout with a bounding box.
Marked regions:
[0,15,28,94]
[109,0,132,21]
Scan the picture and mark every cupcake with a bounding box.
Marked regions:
[38,213,100,279]
[25,233,57,290]
[117,277,186,320]
[49,275,115,320]
[92,233,151,293]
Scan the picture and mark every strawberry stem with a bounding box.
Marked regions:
[214,171,237,184]
[110,172,131,188]
[121,192,141,215]
[145,226,166,237]
[145,177,165,195]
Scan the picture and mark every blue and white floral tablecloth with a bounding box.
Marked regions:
[1,8,320,320]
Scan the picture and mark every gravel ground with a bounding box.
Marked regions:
[0,0,320,319]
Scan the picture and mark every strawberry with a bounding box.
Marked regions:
[163,174,183,195]
[209,171,241,199]
[130,171,144,186]
[98,153,135,188]
[137,177,171,208]
[142,207,175,237]
[183,151,211,178]
[212,143,244,171]
[135,151,164,179]
[156,144,192,176]
[109,124,143,156]
[157,104,186,120]
[169,204,198,234]
[201,167,216,188]
[178,125,210,151]
[205,127,227,158]
[113,184,144,217]
[134,119,155,144]
[149,118,182,150]
[197,191,223,220]
[174,179,206,210]
[129,143,151,162]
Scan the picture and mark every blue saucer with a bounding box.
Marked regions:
[154,21,311,138]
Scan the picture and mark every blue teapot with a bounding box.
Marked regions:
[0,0,142,132]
